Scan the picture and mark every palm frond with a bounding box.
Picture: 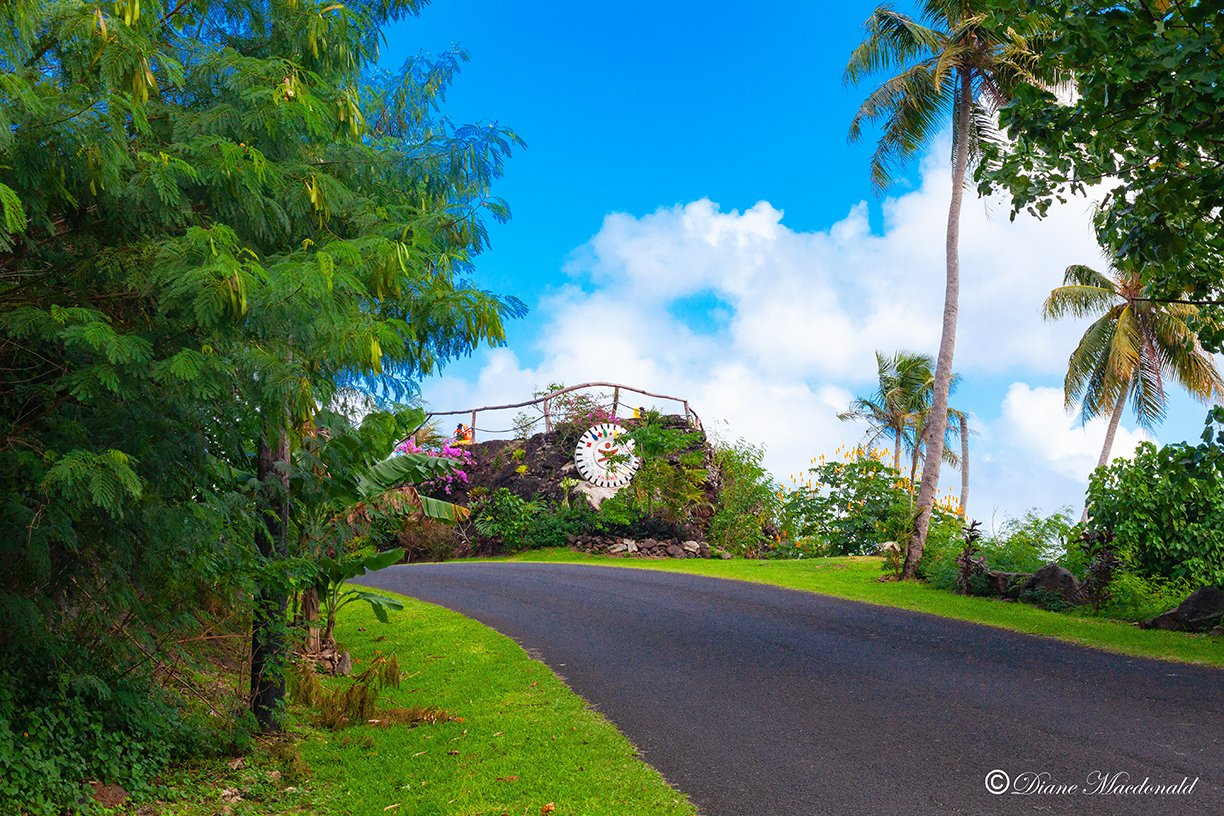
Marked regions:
[844,7,945,86]
[1042,284,1119,320]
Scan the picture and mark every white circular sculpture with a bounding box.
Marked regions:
[574,423,638,488]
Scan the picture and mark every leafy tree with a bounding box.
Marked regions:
[978,0,1224,346]
[845,0,1046,577]
[0,0,523,799]
[1042,262,1223,479]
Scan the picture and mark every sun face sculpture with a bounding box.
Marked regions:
[574,423,638,488]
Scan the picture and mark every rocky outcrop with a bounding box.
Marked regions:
[1142,586,1224,632]
[982,571,1029,600]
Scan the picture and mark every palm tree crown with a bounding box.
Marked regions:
[1044,262,1224,470]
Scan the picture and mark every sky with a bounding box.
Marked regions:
[378,1,1213,526]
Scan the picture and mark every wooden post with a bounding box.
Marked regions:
[611,387,620,419]
[543,399,551,433]
[470,410,477,443]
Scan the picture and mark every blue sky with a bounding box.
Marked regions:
[378,1,1214,524]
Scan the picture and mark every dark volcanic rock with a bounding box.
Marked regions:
[1020,564,1081,603]
[1142,586,1224,632]
[983,571,1030,599]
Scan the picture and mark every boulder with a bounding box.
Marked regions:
[983,571,1030,599]
[1020,564,1081,603]
[681,540,701,554]
[1142,586,1224,633]
[666,543,686,559]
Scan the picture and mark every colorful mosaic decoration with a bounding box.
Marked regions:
[574,423,638,488]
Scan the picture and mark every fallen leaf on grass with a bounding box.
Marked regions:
[495,775,518,783]
[446,750,460,755]
[383,804,399,811]
[541,804,555,814]
[226,757,245,771]
[220,788,242,804]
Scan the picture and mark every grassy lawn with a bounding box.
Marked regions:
[151,593,695,816]
[485,549,1224,669]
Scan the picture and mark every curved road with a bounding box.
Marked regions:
[359,563,1222,815]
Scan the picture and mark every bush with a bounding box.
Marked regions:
[1095,572,1197,623]
[522,504,602,550]
[1085,410,1224,586]
[781,450,913,556]
[708,440,780,557]
[471,488,538,551]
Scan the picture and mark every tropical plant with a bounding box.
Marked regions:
[845,0,1049,577]
[1043,262,1224,478]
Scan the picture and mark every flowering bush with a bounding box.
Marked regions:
[394,437,475,495]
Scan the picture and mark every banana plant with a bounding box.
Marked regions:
[294,406,471,652]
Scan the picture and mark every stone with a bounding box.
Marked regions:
[666,544,686,558]
[984,571,1030,599]
[626,542,638,554]
[681,540,701,554]
[1142,586,1224,633]
[608,542,627,554]
[1020,563,1081,603]
[720,551,732,560]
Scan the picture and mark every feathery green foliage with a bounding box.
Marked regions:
[0,0,522,808]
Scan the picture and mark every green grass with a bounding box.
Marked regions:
[484,549,1224,669]
[152,594,696,816]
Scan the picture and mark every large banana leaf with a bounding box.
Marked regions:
[356,452,459,501]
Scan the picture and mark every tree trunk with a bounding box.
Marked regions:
[1082,387,1129,522]
[959,414,970,517]
[301,587,321,654]
[894,428,902,473]
[250,427,290,732]
[903,70,972,579]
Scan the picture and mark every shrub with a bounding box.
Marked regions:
[1095,572,1197,623]
[471,488,538,551]
[781,450,913,556]
[708,440,780,557]
[1085,409,1224,586]
[522,504,602,550]
[397,519,459,562]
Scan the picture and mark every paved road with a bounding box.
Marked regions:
[359,563,1223,815]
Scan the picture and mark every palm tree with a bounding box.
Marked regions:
[840,352,967,511]
[839,351,937,472]
[1044,262,1224,479]
[845,1,1045,578]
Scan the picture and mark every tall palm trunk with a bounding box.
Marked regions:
[959,414,969,516]
[250,427,290,732]
[894,427,903,472]
[903,69,971,579]
[1081,386,1130,522]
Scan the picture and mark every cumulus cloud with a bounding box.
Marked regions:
[421,143,1142,519]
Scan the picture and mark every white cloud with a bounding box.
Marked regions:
[420,142,1144,519]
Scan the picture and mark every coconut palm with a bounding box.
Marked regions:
[840,352,967,508]
[1044,263,1224,474]
[839,351,937,472]
[845,1,1046,577]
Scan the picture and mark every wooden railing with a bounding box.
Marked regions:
[418,382,702,443]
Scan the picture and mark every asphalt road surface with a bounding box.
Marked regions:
[359,563,1223,816]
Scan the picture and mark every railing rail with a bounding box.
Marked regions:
[416,382,702,444]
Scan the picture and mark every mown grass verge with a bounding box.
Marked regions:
[486,549,1224,669]
[148,592,696,816]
